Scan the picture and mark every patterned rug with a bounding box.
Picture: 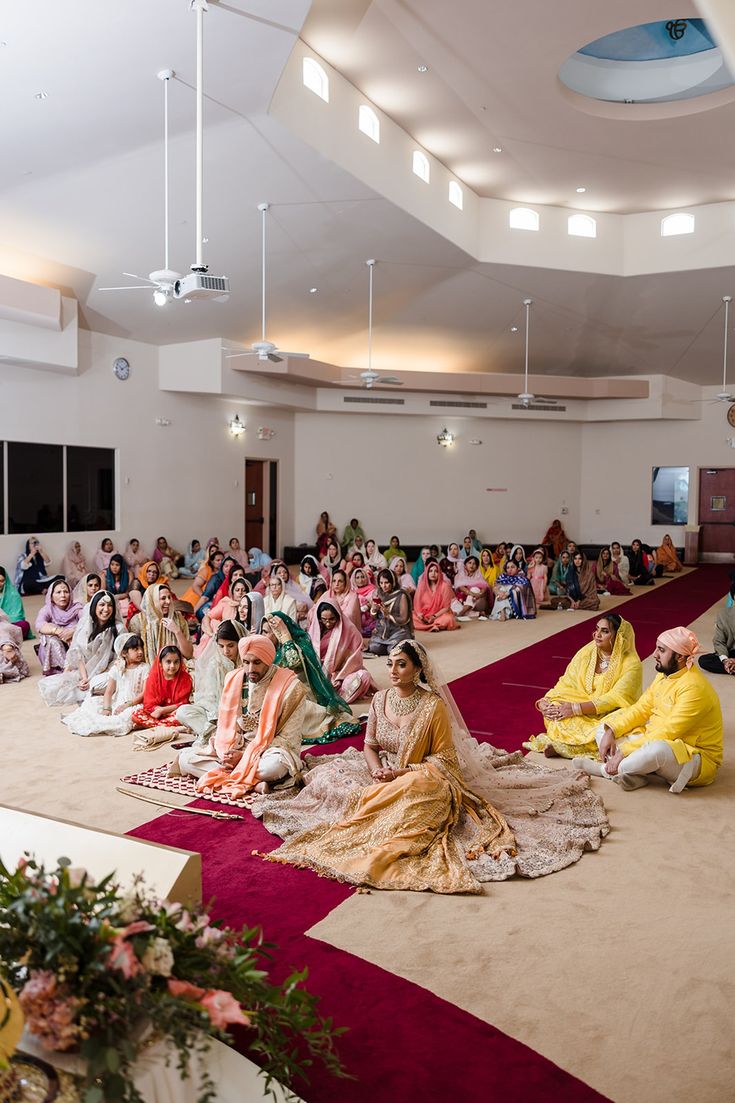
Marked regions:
[120,763,255,808]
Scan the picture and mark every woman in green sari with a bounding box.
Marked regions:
[263,611,361,745]
[0,565,32,638]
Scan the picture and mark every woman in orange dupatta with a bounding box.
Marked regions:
[413,559,459,632]
[655,534,683,573]
[541,519,568,559]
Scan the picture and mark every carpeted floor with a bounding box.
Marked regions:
[126,566,734,1103]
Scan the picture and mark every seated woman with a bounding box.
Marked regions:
[526,548,549,606]
[16,537,52,595]
[61,541,88,591]
[391,556,416,593]
[298,554,323,594]
[492,542,507,571]
[246,547,272,587]
[347,535,367,560]
[351,566,376,637]
[453,555,491,619]
[62,633,149,737]
[316,511,338,558]
[413,558,459,632]
[384,536,406,565]
[193,553,236,621]
[268,561,310,621]
[178,539,204,578]
[127,560,167,614]
[35,578,82,676]
[227,537,248,569]
[131,645,192,730]
[178,546,221,610]
[610,541,630,585]
[341,518,365,552]
[345,549,367,578]
[548,550,572,598]
[152,535,182,578]
[365,539,387,574]
[541,519,568,559]
[124,538,149,573]
[202,575,250,636]
[490,561,536,621]
[628,539,655,586]
[309,599,376,704]
[508,544,528,574]
[264,612,362,743]
[655,534,683,574]
[411,547,431,586]
[327,568,362,633]
[256,639,608,893]
[94,538,116,576]
[321,538,344,578]
[595,547,630,596]
[0,565,32,639]
[264,575,298,621]
[175,620,246,750]
[525,615,642,758]
[368,569,414,655]
[237,591,266,634]
[0,616,30,683]
[565,551,600,610]
[129,582,193,664]
[440,542,462,584]
[105,553,130,597]
[39,590,120,706]
[479,547,498,589]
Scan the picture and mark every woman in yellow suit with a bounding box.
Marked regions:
[525,614,642,758]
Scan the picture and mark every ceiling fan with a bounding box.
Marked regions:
[517,297,535,407]
[339,260,405,388]
[680,295,735,405]
[224,202,310,363]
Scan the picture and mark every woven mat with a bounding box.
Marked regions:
[120,763,254,808]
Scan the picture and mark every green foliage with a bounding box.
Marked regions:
[0,856,348,1102]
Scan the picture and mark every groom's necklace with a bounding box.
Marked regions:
[388,687,422,716]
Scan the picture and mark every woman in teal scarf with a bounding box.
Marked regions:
[0,565,32,638]
[264,611,361,745]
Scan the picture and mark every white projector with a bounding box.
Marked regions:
[173,272,230,301]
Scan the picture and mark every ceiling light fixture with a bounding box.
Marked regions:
[229,414,245,438]
[34,91,49,100]
[511,325,518,333]
[153,288,169,307]
[437,427,455,448]
[493,146,503,154]
[309,287,318,294]
[417,64,428,72]
[576,186,586,193]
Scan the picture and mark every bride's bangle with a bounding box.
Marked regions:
[572,702,582,716]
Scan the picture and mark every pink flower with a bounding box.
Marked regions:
[19,971,81,1052]
[122,920,154,938]
[200,989,250,1029]
[108,935,143,978]
[195,925,226,949]
[167,978,206,1001]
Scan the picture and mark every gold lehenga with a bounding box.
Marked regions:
[255,688,609,894]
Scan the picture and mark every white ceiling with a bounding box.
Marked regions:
[1,0,734,387]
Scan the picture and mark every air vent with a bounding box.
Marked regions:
[511,402,566,412]
[343,396,405,405]
[429,400,487,409]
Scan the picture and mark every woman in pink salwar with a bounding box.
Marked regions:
[309,599,375,704]
[527,548,549,606]
[351,567,376,637]
[391,556,416,593]
[327,570,363,633]
[413,559,459,632]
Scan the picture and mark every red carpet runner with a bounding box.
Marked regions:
[129,567,728,1102]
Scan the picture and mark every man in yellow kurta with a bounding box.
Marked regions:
[581,627,723,792]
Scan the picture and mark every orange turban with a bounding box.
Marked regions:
[238,634,276,665]
[657,627,701,668]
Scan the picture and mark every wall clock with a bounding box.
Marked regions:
[727,403,735,428]
[112,356,130,381]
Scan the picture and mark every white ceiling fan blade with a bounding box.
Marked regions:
[98,285,152,292]
[224,350,257,359]
[123,271,157,285]
[378,376,404,385]
[276,351,310,359]
[266,353,283,363]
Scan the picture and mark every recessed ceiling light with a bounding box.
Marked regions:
[34,91,48,100]
[493,146,503,154]
[309,287,318,294]
[0,41,8,48]
[576,186,586,194]
[417,64,428,72]
[511,325,518,332]
[184,298,192,304]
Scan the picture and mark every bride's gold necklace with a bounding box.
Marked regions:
[388,687,422,716]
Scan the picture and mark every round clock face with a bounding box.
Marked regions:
[113,356,130,381]
[728,403,735,428]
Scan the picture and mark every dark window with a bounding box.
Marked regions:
[8,442,64,533]
[66,446,115,531]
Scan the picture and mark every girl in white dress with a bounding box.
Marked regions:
[62,633,149,737]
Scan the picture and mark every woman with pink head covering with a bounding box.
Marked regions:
[309,599,376,704]
[35,578,82,676]
[327,569,362,634]
[61,541,88,590]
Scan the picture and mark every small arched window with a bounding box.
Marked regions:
[448,181,463,210]
[358,105,380,143]
[412,150,430,183]
[302,57,329,103]
[509,207,539,231]
[661,212,694,237]
[568,213,597,238]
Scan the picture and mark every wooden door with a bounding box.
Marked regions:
[245,460,265,550]
[698,467,735,555]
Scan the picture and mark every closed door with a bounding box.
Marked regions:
[245,460,264,550]
[699,468,735,555]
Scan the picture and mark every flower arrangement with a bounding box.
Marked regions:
[0,856,346,1102]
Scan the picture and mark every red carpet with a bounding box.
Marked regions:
[128,568,728,1103]
[450,566,731,753]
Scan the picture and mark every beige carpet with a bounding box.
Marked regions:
[2,575,732,1103]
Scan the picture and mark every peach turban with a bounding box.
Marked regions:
[657,627,701,668]
[238,633,276,665]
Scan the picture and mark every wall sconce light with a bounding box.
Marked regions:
[437,427,455,447]
[155,417,171,427]
[229,414,246,437]
[257,426,277,441]
[469,439,482,446]
[726,437,735,449]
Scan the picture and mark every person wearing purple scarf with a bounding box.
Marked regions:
[34,578,82,676]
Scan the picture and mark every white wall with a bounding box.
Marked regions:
[0,329,295,573]
[293,412,583,546]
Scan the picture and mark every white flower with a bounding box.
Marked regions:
[117,889,141,924]
[67,867,92,889]
[141,938,174,977]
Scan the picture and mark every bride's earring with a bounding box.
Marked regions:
[413,671,421,686]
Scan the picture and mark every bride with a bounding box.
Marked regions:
[256,639,609,894]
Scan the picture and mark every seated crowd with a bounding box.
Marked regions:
[0,518,724,893]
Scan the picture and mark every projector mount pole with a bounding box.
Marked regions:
[722,295,732,394]
[190,0,208,274]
